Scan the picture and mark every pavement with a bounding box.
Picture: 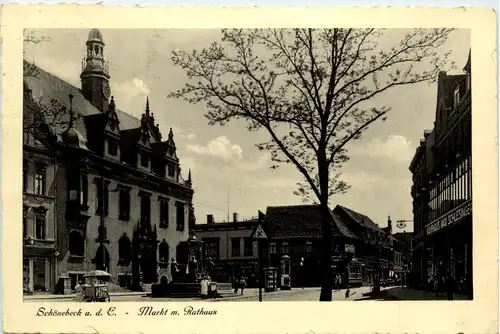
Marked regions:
[25,285,463,302]
[381,286,472,300]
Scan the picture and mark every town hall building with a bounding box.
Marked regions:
[23,29,194,294]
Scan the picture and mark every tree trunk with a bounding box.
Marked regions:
[318,150,333,301]
[319,201,333,301]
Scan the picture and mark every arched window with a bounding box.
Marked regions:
[118,233,132,266]
[159,240,169,264]
[95,244,110,271]
[69,230,85,257]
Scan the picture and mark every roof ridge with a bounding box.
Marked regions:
[25,62,145,129]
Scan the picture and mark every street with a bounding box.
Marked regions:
[25,286,392,303]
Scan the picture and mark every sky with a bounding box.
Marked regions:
[24,28,470,232]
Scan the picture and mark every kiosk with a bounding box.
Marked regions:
[280,255,292,290]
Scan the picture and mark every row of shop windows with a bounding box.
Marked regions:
[428,156,472,222]
[202,239,315,260]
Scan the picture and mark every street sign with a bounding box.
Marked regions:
[252,224,267,239]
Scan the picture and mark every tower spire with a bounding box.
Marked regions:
[188,169,192,183]
[145,96,150,116]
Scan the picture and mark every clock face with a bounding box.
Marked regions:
[101,82,111,99]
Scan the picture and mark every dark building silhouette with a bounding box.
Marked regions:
[409,50,472,297]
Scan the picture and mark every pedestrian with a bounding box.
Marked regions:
[75,280,84,302]
[200,276,209,299]
[433,275,440,297]
[445,273,455,301]
[240,277,247,296]
[345,288,350,299]
[234,276,239,294]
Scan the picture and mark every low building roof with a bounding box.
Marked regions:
[264,205,359,240]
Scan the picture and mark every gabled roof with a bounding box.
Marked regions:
[264,205,358,240]
[24,65,101,138]
[335,205,384,233]
[24,63,145,140]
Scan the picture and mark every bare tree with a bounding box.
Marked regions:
[169,28,455,301]
[23,30,78,141]
[23,30,50,79]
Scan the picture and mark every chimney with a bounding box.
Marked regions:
[233,212,238,223]
[207,214,214,224]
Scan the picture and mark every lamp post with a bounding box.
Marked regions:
[300,257,304,290]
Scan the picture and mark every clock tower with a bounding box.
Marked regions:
[80,29,111,112]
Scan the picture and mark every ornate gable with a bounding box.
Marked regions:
[104,96,120,137]
[164,128,178,160]
[138,116,152,150]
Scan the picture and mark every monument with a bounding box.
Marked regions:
[151,230,213,297]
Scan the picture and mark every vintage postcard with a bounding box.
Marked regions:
[1,5,498,334]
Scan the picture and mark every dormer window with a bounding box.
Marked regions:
[108,138,118,156]
[140,152,149,168]
[453,87,460,109]
[168,164,175,177]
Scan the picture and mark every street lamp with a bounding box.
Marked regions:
[300,257,304,290]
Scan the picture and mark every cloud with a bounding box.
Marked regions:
[351,135,413,163]
[237,153,271,172]
[112,78,150,100]
[187,136,243,161]
[187,133,196,140]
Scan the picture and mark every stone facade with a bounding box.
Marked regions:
[23,29,194,294]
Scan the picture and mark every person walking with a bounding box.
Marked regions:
[239,277,247,296]
[234,276,239,294]
[200,276,209,299]
[433,274,440,297]
[445,273,455,301]
[75,280,84,302]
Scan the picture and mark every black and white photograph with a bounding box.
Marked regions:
[21,27,474,303]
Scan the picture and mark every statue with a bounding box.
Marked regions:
[188,256,199,281]
[170,258,179,281]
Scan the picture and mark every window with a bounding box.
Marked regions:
[69,230,85,256]
[159,240,169,263]
[176,202,185,231]
[305,241,313,253]
[80,175,88,207]
[231,238,241,257]
[453,87,460,109]
[203,238,219,260]
[96,180,108,216]
[23,131,29,144]
[34,168,46,195]
[118,233,132,266]
[23,164,28,192]
[119,188,130,221]
[269,242,277,254]
[466,73,471,92]
[168,164,175,177]
[69,273,85,290]
[23,214,28,238]
[159,198,169,228]
[281,241,289,254]
[140,152,149,167]
[108,139,118,156]
[35,214,45,239]
[140,193,151,223]
[244,238,253,256]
